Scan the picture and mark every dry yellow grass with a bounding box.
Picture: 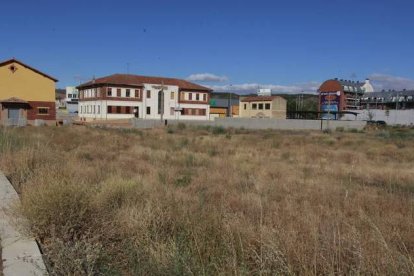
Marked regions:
[0,125,413,275]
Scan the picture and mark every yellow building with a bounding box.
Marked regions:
[0,58,57,126]
[239,96,286,119]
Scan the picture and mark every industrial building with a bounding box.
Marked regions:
[77,74,211,121]
[209,92,239,118]
[0,58,58,126]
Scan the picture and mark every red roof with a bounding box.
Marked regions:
[240,96,280,102]
[0,58,58,82]
[77,74,212,92]
[0,97,29,104]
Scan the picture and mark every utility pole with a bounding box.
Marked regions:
[327,93,331,131]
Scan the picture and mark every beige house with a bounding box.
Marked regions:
[239,96,286,119]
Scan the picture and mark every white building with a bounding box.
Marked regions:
[77,74,211,121]
[65,86,79,113]
[65,86,79,101]
[361,79,374,93]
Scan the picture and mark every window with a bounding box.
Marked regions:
[196,94,200,101]
[203,94,207,101]
[135,89,140,98]
[93,105,95,114]
[107,106,113,114]
[117,89,121,97]
[265,103,271,110]
[147,90,151,98]
[189,93,192,100]
[126,106,131,114]
[116,106,121,114]
[252,103,257,110]
[171,92,175,100]
[97,105,100,114]
[38,108,49,115]
[126,89,130,97]
[244,103,247,110]
[259,103,263,110]
[146,106,151,115]
[107,88,112,96]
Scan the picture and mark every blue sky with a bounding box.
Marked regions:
[1,0,414,93]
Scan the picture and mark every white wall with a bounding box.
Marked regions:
[65,86,78,101]
[79,100,142,120]
[341,109,414,125]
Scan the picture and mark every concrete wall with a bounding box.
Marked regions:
[0,172,47,275]
[341,109,414,125]
[213,118,365,130]
[131,118,366,130]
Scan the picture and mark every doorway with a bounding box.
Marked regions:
[8,108,20,126]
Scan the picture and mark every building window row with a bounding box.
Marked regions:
[80,105,101,114]
[107,88,141,98]
[251,103,271,110]
[183,92,207,102]
[81,89,101,99]
[107,106,133,114]
[182,108,206,116]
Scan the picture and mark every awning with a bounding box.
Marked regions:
[0,97,29,104]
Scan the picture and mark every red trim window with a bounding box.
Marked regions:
[135,89,140,98]
[203,94,207,101]
[126,89,130,97]
[189,93,192,100]
[107,88,112,97]
[196,94,200,101]
[117,89,121,97]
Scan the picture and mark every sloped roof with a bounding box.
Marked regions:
[0,58,58,82]
[77,74,212,91]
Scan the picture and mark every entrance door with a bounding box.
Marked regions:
[8,108,20,125]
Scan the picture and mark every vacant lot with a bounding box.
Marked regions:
[0,125,413,275]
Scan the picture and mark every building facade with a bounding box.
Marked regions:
[239,96,286,119]
[77,74,211,121]
[65,86,79,113]
[0,58,57,126]
[209,93,240,118]
[318,78,374,119]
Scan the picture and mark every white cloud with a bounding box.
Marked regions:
[208,81,320,94]
[186,73,228,82]
[369,73,414,91]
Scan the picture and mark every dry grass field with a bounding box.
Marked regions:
[0,125,413,275]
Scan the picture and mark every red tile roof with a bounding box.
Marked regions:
[77,74,212,92]
[0,58,58,82]
[240,96,280,102]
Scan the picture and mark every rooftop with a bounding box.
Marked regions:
[77,74,211,91]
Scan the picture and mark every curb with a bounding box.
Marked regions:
[0,172,47,276]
